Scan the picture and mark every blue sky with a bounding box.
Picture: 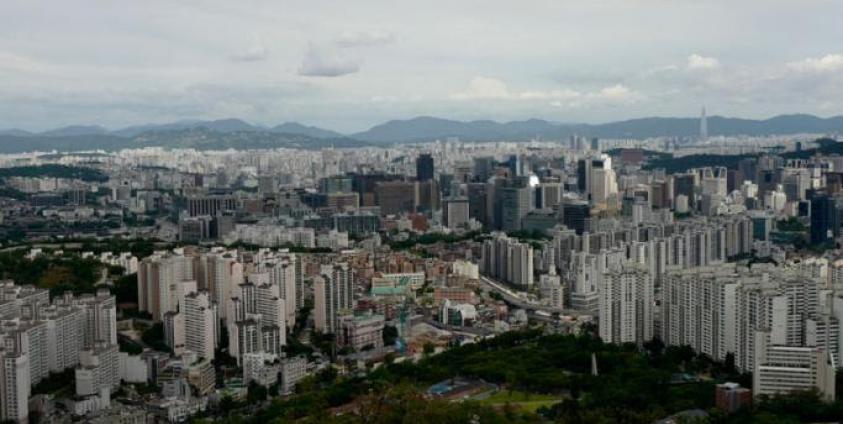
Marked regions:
[1,0,843,132]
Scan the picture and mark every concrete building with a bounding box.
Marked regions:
[753,332,835,401]
[314,263,354,334]
[598,267,654,345]
[338,313,385,351]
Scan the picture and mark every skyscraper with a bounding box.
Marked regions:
[500,186,532,232]
[416,153,434,181]
[314,263,354,334]
[700,106,708,141]
[184,290,217,361]
[811,192,835,246]
[598,267,654,345]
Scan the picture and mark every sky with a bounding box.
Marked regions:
[2,0,843,133]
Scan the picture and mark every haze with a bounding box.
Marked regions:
[1,0,842,132]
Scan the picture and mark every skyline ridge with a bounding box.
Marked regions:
[4,112,843,139]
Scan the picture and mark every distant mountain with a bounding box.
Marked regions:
[351,116,562,143]
[587,114,843,139]
[351,114,843,142]
[0,128,372,154]
[130,127,370,150]
[3,114,843,152]
[0,129,32,137]
[0,134,133,153]
[40,125,109,137]
[111,120,205,137]
[272,122,343,139]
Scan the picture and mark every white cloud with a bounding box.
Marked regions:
[298,44,360,77]
[788,54,843,73]
[0,52,46,73]
[450,77,512,99]
[230,41,268,62]
[451,77,639,107]
[597,84,633,100]
[686,54,720,70]
[336,30,395,48]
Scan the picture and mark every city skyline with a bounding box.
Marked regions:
[2,1,843,131]
[3,1,843,422]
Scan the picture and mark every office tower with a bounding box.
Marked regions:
[700,106,708,141]
[500,185,532,232]
[485,177,505,230]
[320,176,354,194]
[507,155,521,177]
[673,173,696,209]
[699,167,727,197]
[416,153,434,181]
[314,263,354,334]
[738,158,758,184]
[473,157,495,182]
[466,183,488,227]
[184,291,217,361]
[536,182,562,209]
[576,159,590,194]
[186,194,237,217]
[753,332,835,401]
[163,311,186,354]
[591,137,600,152]
[598,267,653,345]
[417,179,440,213]
[562,201,590,235]
[811,192,835,246]
[588,155,618,210]
[443,197,470,229]
[374,181,418,215]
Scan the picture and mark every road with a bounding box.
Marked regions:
[478,276,584,317]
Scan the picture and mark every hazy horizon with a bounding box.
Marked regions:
[2,0,843,132]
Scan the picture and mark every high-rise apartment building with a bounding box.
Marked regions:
[184,291,217,361]
[598,267,653,345]
[314,263,355,334]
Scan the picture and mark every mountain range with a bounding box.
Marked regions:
[1,114,842,153]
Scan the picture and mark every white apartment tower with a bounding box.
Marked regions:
[314,263,354,334]
[598,267,653,345]
[184,291,217,361]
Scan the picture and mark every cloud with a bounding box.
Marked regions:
[686,54,720,70]
[230,40,268,62]
[597,84,634,101]
[788,54,843,73]
[450,77,639,106]
[298,44,360,77]
[450,76,511,99]
[0,51,47,73]
[336,30,395,48]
